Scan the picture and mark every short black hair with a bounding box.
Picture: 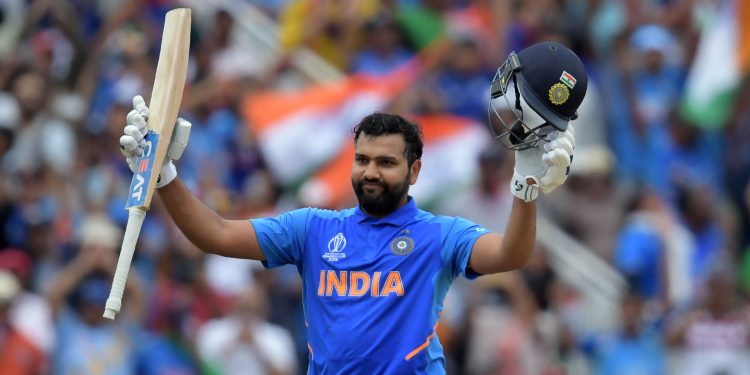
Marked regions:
[353,112,423,166]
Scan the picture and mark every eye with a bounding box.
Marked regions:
[380,160,396,167]
[355,156,367,164]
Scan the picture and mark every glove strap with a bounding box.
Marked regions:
[510,170,539,202]
[155,161,177,188]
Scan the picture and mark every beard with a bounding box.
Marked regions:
[352,172,410,217]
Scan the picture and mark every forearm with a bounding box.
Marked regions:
[157,177,229,253]
[499,198,536,269]
[468,198,537,274]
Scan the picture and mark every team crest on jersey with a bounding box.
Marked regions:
[323,232,347,262]
[390,236,415,256]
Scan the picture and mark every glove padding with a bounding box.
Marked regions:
[510,125,575,202]
[119,95,191,188]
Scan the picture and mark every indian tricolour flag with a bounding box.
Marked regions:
[681,0,750,128]
[242,64,418,187]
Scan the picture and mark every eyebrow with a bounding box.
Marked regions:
[354,153,400,162]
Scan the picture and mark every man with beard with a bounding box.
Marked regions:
[119,42,586,375]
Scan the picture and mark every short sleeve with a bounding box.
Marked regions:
[442,217,490,279]
[250,208,311,268]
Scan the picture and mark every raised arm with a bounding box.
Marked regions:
[469,126,575,275]
[119,95,265,260]
[157,177,265,260]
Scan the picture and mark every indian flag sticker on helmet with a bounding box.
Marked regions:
[560,71,577,89]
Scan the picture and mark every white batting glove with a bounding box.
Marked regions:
[510,125,575,202]
[119,95,191,188]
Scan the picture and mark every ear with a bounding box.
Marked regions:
[409,159,421,185]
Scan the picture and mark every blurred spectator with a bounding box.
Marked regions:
[427,34,493,121]
[279,0,380,70]
[583,289,667,375]
[254,267,308,372]
[0,248,55,358]
[666,113,724,195]
[350,12,414,76]
[0,0,25,60]
[675,182,727,294]
[543,146,624,260]
[614,190,668,301]
[196,284,297,375]
[613,189,695,306]
[604,24,685,194]
[5,69,76,175]
[0,269,47,374]
[437,142,513,233]
[147,247,229,344]
[463,271,555,375]
[666,271,750,375]
[44,214,145,375]
[0,92,20,160]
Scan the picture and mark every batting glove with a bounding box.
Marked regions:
[119,95,191,188]
[510,125,575,202]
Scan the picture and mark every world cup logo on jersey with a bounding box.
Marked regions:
[323,233,347,262]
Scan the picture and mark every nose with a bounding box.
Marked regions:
[362,161,380,180]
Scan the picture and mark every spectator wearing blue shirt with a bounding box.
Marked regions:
[431,35,493,122]
[614,190,669,301]
[350,12,414,77]
[605,25,685,195]
[45,218,146,375]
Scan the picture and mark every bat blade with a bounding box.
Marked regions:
[105,8,191,320]
[127,8,191,211]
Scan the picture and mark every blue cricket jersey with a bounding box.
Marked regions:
[251,197,489,374]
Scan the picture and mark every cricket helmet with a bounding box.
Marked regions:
[488,41,588,150]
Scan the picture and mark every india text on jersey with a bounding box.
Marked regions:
[317,270,405,297]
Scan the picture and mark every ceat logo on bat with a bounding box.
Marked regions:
[126,131,160,208]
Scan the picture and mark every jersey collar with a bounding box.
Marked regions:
[354,196,418,226]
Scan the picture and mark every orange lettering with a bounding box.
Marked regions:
[380,271,404,296]
[349,272,370,297]
[371,272,381,297]
[317,270,325,296]
[326,271,347,296]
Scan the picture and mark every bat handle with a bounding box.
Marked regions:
[103,207,147,320]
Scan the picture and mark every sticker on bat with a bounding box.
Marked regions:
[126,130,160,208]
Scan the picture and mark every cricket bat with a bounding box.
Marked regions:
[103,8,191,320]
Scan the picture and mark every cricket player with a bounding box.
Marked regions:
[119,41,587,374]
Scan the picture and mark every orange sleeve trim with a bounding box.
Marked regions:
[405,320,440,361]
[307,342,314,359]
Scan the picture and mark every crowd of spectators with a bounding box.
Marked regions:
[0,0,748,374]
